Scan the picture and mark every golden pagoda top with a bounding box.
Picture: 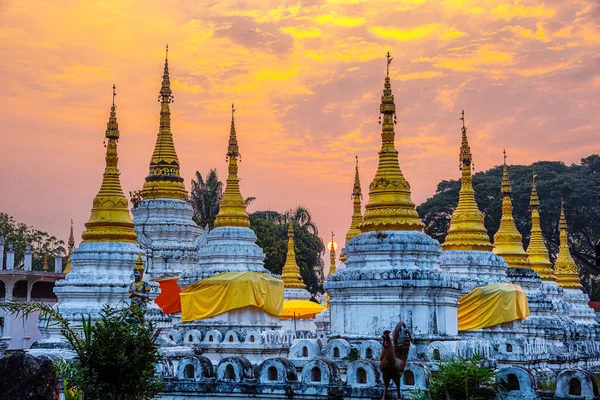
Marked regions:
[329,231,336,275]
[442,111,492,251]
[555,201,582,289]
[359,52,424,233]
[214,104,251,228]
[526,173,555,281]
[81,86,137,243]
[492,151,529,268]
[281,221,306,289]
[64,219,75,274]
[141,45,188,201]
[345,156,363,244]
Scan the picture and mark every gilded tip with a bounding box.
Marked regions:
[530,171,540,208]
[386,51,393,77]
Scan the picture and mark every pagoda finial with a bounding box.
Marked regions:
[159,44,173,103]
[555,201,582,288]
[64,219,75,274]
[526,172,555,280]
[112,84,116,107]
[442,110,492,251]
[281,220,306,289]
[81,86,137,243]
[214,103,250,228]
[493,151,529,268]
[329,231,336,275]
[141,47,187,201]
[345,156,363,244]
[501,150,512,196]
[358,53,424,232]
[386,51,393,77]
[530,172,540,208]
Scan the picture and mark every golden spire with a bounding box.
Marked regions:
[64,219,75,274]
[526,173,555,280]
[214,104,251,228]
[134,252,145,273]
[42,255,49,272]
[141,45,187,201]
[346,156,363,243]
[81,86,137,243]
[555,201,582,289]
[341,156,363,263]
[281,221,306,289]
[442,111,492,251]
[329,231,336,275]
[359,52,424,232]
[492,151,529,268]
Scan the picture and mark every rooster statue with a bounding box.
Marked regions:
[380,321,412,399]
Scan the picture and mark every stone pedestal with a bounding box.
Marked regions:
[132,199,203,279]
[325,231,462,341]
[30,241,144,356]
[180,227,269,286]
[439,250,508,293]
[562,288,597,324]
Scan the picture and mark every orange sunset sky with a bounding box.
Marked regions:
[0,0,599,263]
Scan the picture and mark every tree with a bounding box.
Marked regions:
[250,208,325,294]
[189,169,255,228]
[190,169,223,229]
[0,300,162,400]
[417,155,600,297]
[0,213,65,271]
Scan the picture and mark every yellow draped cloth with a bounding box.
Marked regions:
[458,282,530,331]
[180,272,284,322]
[280,300,325,320]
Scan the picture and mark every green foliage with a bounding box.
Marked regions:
[0,213,66,271]
[190,169,224,229]
[417,155,600,298]
[250,207,325,294]
[406,389,431,400]
[537,379,557,392]
[343,347,360,361]
[428,354,496,400]
[0,300,162,400]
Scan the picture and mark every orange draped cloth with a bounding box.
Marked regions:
[154,277,182,314]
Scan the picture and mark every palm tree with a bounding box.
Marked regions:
[190,169,223,229]
[284,206,318,235]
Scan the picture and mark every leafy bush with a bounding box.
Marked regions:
[0,301,162,400]
[428,354,496,400]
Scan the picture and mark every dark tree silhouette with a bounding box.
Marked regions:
[417,155,600,298]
